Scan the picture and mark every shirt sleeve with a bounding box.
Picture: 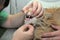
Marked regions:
[0,10,8,26]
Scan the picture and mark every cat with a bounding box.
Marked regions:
[25,8,60,40]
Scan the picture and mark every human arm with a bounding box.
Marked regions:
[2,11,25,28]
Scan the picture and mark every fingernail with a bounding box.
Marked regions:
[52,25,57,27]
[51,23,57,26]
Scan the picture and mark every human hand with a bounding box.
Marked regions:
[23,0,43,18]
[12,24,34,40]
[41,25,60,40]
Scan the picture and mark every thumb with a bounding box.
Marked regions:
[51,25,60,30]
[26,25,34,33]
[19,24,34,33]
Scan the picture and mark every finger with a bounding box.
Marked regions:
[51,25,60,30]
[19,24,33,31]
[36,8,44,17]
[32,1,38,13]
[23,1,33,13]
[41,30,60,38]
[42,36,60,40]
[26,25,34,33]
[34,2,42,16]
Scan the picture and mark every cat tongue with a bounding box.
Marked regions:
[25,18,30,21]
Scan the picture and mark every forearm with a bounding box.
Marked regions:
[2,11,26,28]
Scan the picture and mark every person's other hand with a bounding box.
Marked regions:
[12,24,34,40]
[23,0,43,17]
[41,25,60,40]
